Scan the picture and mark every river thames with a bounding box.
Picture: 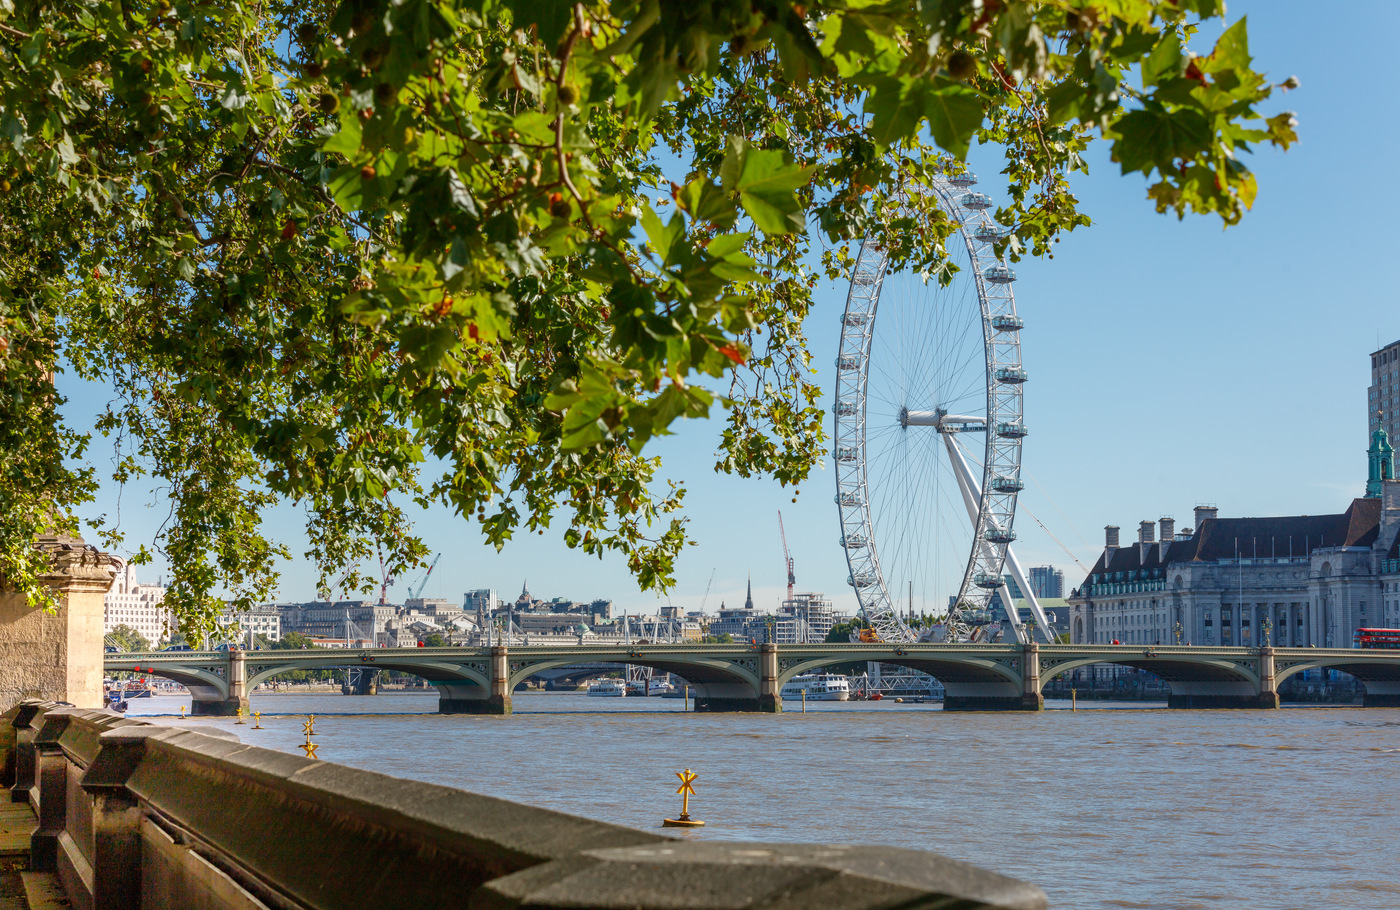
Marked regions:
[130,692,1400,909]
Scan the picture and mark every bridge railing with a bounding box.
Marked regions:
[0,701,1046,910]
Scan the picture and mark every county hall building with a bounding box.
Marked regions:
[1068,426,1400,648]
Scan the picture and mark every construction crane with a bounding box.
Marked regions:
[698,568,717,613]
[406,553,441,600]
[777,511,795,604]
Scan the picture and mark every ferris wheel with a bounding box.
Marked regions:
[833,170,1055,644]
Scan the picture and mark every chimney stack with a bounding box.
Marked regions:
[1194,504,1218,527]
[1105,525,1120,549]
[1138,521,1155,545]
[1159,517,1175,543]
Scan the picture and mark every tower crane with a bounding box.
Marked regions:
[778,511,795,604]
[698,568,717,613]
[406,553,441,600]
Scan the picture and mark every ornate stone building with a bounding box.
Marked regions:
[1069,428,1400,648]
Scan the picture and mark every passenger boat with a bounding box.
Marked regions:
[647,678,676,697]
[779,673,850,701]
[586,679,627,697]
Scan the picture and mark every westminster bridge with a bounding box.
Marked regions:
[104,642,1400,715]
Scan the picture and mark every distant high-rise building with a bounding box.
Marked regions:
[1028,566,1064,599]
[104,561,172,645]
[1370,340,1400,442]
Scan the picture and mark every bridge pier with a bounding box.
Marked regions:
[1362,682,1400,707]
[438,647,511,715]
[941,643,1043,711]
[352,669,379,695]
[190,648,248,716]
[689,644,781,713]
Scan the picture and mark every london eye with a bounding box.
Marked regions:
[833,170,1055,644]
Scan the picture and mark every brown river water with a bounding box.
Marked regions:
[129,692,1400,909]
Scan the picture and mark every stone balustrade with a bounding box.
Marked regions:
[1,701,1047,910]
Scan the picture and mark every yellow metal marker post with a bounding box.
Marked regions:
[662,769,704,828]
[234,706,246,725]
[299,715,319,760]
[253,712,263,729]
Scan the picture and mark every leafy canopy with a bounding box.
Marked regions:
[0,0,1294,641]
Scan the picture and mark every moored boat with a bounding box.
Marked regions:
[780,673,850,702]
[586,679,627,697]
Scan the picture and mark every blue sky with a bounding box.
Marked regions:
[61,1,1400,618]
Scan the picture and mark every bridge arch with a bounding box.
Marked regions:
[1274,655,1400,706]
[776,650,1024,710]
[1039,652,1264,708]
[508,653,762,710]
[104,659,230,703]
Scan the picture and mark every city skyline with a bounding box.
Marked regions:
[56,0,1399,623]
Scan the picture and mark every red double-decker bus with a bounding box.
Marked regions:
[1353,628,1400,649]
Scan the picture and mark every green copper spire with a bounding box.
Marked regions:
[1367,416,1394,498]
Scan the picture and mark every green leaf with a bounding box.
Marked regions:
[1112,106,1213,175]
[924,84,983,160]
[722,141,815,235]
[323,111,362,157]
[1201,17,1251,75]
[1142,35,1185,88]
[863,74,927,148]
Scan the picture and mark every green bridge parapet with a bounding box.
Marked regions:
[104,642,1400,714]
[1,701,1046,910]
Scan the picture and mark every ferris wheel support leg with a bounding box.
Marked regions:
[941,434,1028,644]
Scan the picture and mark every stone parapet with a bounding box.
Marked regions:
[2,702,1048,910]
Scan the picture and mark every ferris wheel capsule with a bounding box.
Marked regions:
[840,535,868,549]
[834,445,857,462]
[983,264,1017,284]
[995,421,1028,438]
[991,314,1023,332]
[984,529,1017,544]
[834,400,857,416]
[961,193,993,210]
[994,367,1028,384]
[973,224,1003,243]
[836,355,860,371]
[948,171,978,187]
[972,573,1003,589]
[842,312,870,326]
[991,475,1024,493]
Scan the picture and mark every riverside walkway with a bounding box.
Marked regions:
[105,642,1400,715]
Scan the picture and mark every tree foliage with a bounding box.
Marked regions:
[0,0,1294,639]
[107,623,152,651]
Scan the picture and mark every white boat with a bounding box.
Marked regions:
[780,673,850,701]
[586,679,627,697]
[647,678,676,697]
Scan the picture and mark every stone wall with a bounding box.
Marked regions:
[1,702,1048,910]
[0,536,118,714]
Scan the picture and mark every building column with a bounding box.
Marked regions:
[0,535,118,714]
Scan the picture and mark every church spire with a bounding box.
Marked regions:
[744,575,754,611]
[1367,411,1394,498]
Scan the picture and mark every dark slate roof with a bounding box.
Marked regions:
[1079,498,1382,581]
